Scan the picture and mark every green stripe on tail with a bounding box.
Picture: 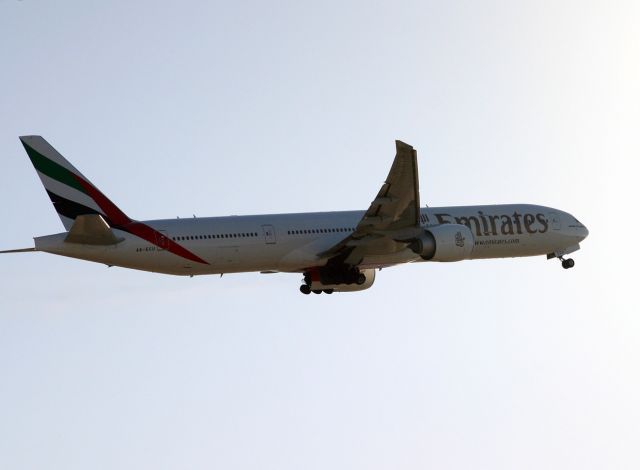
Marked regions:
[22,143,88,194]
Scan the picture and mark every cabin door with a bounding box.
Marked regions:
[261,224,276,244]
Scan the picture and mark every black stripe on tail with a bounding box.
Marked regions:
[46,190,102,222]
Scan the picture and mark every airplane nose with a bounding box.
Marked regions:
[582,226,589,239]
[577,225,589,241]
[566,213,589,241]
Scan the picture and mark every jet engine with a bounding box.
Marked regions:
[409,224,474,262]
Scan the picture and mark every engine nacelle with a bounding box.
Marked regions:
[309,268,376,292]
[410,224,474,262]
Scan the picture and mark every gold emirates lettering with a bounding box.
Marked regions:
[433,212,549,237]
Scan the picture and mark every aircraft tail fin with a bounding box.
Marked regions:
[19,136,132,231]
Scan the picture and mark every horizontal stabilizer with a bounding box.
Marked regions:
[0,247,37,254]
[65,214,124,245]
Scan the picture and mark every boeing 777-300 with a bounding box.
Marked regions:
[1,136,588,294]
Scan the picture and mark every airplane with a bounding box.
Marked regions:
[1,136,588,294]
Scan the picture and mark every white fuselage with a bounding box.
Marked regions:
[33,204,588,276]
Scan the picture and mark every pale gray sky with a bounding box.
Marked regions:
[1,1,639,469]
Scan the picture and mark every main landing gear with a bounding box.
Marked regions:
[560,257,575,269]
[299,285,334,295]
[300,284,311,295]
[299,267,365,294]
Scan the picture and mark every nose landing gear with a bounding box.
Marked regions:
[547,251,577,270]
[560,257,575,269]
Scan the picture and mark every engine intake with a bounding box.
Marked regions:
[410,224,474,262]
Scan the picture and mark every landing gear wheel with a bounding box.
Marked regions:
[356,273,366,285]
[323,289,334,294]
[562,258,575,269]
[300,284,311,295]
[312,290,322,294]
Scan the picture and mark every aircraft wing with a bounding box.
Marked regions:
[319,140,423,265]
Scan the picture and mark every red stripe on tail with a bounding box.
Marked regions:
[73,175,131,226]
[72,174,209,265]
